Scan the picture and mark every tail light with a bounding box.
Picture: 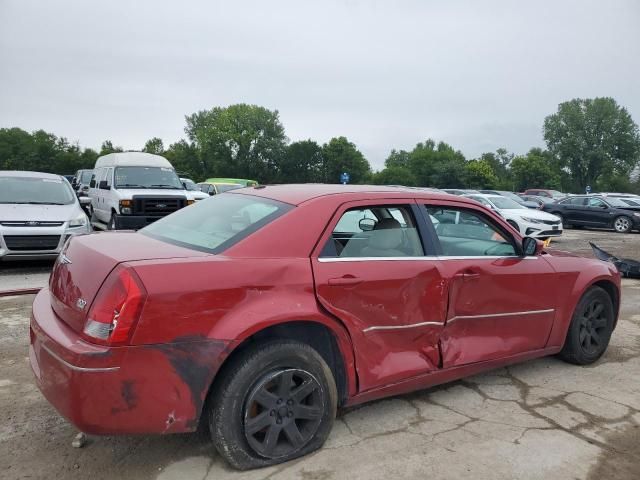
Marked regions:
[83,265,147,345]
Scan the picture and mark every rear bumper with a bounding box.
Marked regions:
[30,288,232,434]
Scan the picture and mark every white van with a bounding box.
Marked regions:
[88,152,196,230]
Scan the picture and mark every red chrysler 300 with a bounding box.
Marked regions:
[30,185,620,469]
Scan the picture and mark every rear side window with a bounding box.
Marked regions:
[427,206,517,257]
[141,194,292,253]
[321,205,424,258]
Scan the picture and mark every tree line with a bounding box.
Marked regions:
[1,97,639,193]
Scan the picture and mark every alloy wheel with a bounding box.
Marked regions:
[578,300,609,355]
[243,368,324,459]
[614,217,630,233]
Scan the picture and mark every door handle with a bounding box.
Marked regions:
[328,275,362,286]
[454,269,480,281]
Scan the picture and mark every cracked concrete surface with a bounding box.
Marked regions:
[1,231,639,479]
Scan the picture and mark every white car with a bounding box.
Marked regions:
[464,194,563,239]
[88,152,197,230]
[180,177,208,200]
[0,171,91,260]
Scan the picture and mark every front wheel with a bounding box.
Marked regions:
[209,340,337,470]
[613,216,632,233]
[559,286,614,365]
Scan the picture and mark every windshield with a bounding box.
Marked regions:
[115,166,183,189]
[490,197,525,210]
[606,197,637,208]
[79,171,93,183]
[549,190,565,199]
[181,178,199,191]
[621,198,640,206]
[141,194,292,253]
[0,176,75,205]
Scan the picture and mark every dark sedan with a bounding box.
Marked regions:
[543,195,640,233]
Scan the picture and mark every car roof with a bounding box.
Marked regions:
[230,184,469,206]
[94,152,173,168]
[0,170,64,180]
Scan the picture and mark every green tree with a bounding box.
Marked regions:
[164,140,201,180]
[543,97,640,191]
[407,140,467,188]
[185,104,287,182]
[372,165,417,186]
[479,148,513,189]
[321,136,371,184]
[280,140,324,183]
[143,137,165,155]
[99,140,123,156]
[464,160,499,189]
[510,148,561,191]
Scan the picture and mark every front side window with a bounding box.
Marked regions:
[322,205,424,258]
[114,166,183,189]
[587,198,606,208]
[427,206,517,257]
[80,171,93,183]
[0,176,76,205]
[141,194,292,253]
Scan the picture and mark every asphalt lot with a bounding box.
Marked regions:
[1,228,639,479]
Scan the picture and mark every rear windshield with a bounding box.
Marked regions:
[141,193,292,253]
[0,176,75,205]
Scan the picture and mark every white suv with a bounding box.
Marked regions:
[88,152,197,230]
[464,194,563,239]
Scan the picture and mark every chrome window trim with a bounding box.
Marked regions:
[361,309,555,333]
[41,343,120,373]
[317,255,539,263]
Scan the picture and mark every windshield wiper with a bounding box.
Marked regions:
[0,201,66,205]
[117,184,147,188]
[150,185,182,189]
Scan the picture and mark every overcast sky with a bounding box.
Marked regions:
[1,1,639,170]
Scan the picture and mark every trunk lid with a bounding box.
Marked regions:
[49,232,209,333]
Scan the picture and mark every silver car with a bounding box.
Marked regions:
[0,171,92,260]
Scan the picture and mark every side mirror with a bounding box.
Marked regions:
[99,180,110,190]
[90,179,96,188]
[600,204,608,209]
[522,236,542,256]
[359,218,376,231]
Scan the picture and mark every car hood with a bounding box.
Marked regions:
[617,205,640,212]
[503,208,559,221]
[0,203,80,222]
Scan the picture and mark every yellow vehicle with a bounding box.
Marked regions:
[197,178,258,196]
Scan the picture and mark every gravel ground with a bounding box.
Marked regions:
[0,228,639,480]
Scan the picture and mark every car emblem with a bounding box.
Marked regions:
[60,253,72,265]
[76,298,87,310]
[156,203,167,208]
[27,221,40,226]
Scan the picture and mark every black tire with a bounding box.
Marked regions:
[613,215,632,234]
[209,340,337,470]
[507,219,520,233]
[107,214,117,231]
[559,286,614,365]
[556,213,570,228]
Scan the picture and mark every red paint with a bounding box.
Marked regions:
[30,185,621,436]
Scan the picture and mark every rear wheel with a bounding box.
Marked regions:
[107,214,117,230]
[556,213,570,228]
[559,286,614,365]
[209,340,337,470]
[613,216,632,233]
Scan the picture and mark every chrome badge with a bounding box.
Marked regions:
[76,298,87,310]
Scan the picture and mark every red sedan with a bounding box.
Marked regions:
[30,185,620,469]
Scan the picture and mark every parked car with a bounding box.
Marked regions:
[31,184,619,469]
[197,181,244,196]
[72,169,94,197]
[88,152,195,230]
[442,189,480,195]
[0,171,91,260]
[518,194,556,209]
[464,193,563,239]
[180,177,208,201]
[523,188,566,200]
[480,190,538,209]
[543,195,640,233]
[204,177,259,187]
